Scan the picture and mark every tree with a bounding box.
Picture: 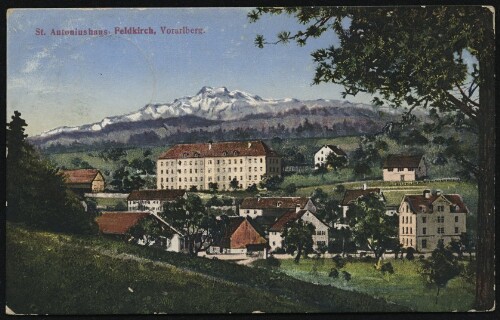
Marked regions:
[284,183,297,195]
[346,193,398,260]
[161,194,226,256]
[229,177,240,190]
[246,183,258,192]
[259,175,283,191]
[325,153,347,171]
[249,7,494,309]
[419,240,462,304]
[282,219,315,263]
[128,216,172,247]
[208,182,219,193]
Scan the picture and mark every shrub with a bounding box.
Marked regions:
[331,255,346,269]
[266,256,281,268]
[329,268,339,278]
[406,247,415,261]
[361,256,376,263]
[342,271,352,281]
[419,255,425,260]
[273,248,286,254]
[381,262,394,275]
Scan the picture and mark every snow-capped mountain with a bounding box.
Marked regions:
[38,86,379,138]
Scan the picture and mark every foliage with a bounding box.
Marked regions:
[380,262,395,276]
[127,216,173,247]
[346,193,398,260]
[325,153,348,171]
[229,177,240,190]
[282,219,316,263]
[113,200,128,211]
[342,271,352,281]
[253,256,281,269]
[6,111,95,234]
[161,194,227,256]
[406,247,416,261]
[259,175,284,191]
[208,182,219,193]
[246,183,258,192]
[284,183,297,195]
[331,255,346,269]
[419,240,463,304]
[328,268,339,278]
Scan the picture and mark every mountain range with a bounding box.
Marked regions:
[30,86,402,149]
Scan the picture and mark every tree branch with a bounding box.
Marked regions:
[455,83,480,107]
[445,92,478,121]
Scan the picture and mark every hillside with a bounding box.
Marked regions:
[6,224,409,314]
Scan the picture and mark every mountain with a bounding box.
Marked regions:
[30,86,402,149]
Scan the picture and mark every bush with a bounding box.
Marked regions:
[361,256,376,263]
[329,268,339,278]
[419,255,425,260]
[331,255,346,269]
[381,262,394,275]
[406,247,415,261]
[273,248,286,254]
[253,256,281,269]
[342,271,352,281]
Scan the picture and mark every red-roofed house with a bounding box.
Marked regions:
[382,154,427,181]
[209,216,267,254]
[156,140,282,191]
[127,189,187,214]
[314,145,347,168]
[96,211,185,252]
[399,190,468,252]
[268,209,329,252]
[61,169,105,193]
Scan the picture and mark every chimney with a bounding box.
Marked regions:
[208,140,212,150]
[248,142,252,148]
[296,204,301,213]
[423,189,431,198]
[363,183,367,190]
[435,189,442,196]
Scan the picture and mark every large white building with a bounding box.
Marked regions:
[157,141,282,191]
[399,190,468,252]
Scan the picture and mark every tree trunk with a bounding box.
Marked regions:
[435,287,440,305]
[295,246,302,263]
[474,54,495,311]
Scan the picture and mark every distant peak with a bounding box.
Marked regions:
[197,86,229,95]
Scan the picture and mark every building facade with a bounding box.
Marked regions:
[398,190,468,252]
[157,141,282,191]
[239,197,317,219]
[210,216,267,254]
[314,145,347,168]
[61,169,105,193]
[127,189,187,214]
[382,154,427,181]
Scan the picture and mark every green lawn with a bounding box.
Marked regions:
[6,224,408,314]
[277,257,475,312]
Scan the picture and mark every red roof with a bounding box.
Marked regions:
[61,169,101,184]
[325,145,347,157]
[127,189,186,201]
[403,194,468,214]
[341,188,382,206]
[240,197,310,210]
[158,140,279,159]
[383,154,423,168]
[96,212,150,235]
[269,210,307,232]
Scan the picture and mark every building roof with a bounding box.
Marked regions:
[383,154,423,168]
[268,209,307,232]
[61,169,101,185]
[341,188,382,206]
[325,145,347,157]
[158,140,279,159]
[403,194,469,214]
[240,197,310,210]
[127,189,186,201]
[96,212,150,235]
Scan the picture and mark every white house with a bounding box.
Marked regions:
[239,197,317,219]
[382,154,427,181]
[127,189,187,214]
[314,145,347,168]
[268,208,329,252]
[399,190,468,252]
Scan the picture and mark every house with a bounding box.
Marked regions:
[382,154,427,181]
[398,189,468,252]
[127,189,187,214]
[210,216,267,254]
[239,196,317,219]
[96,211,185,252]
[61,169,105,193]
[157,140,282,191]
[268,209,329,252]
[314,145,347,168]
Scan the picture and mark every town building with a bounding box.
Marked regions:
[209,216,267,254]
[127,189,187,214]
[382,154,427,181]
[239,196,317,218]
[268,209,329,252]
[341,186,385,218]
[61,169,105,194]
[314,145,347,168]
[96,211,185,252]
[398,190,468,252]
[157,140,282,191]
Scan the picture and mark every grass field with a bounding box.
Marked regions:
[276,257,475,312]
[6,223,409,314]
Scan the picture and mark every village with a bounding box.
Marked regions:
[61,140,470,262]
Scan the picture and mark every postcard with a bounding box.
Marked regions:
[6,6,495,315]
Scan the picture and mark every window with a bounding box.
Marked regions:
[437,205,444,212]
[229,160,231,164]
[422,217,427,223]
[422,227,426,235]
[388,168,393,172]
[398,167,404,172]
[422,239,427,249]
[408,168,414,171]
[437,216,444,223]
[260,158,263,163]
[217,160,220,164]
[437,227,445,234]
[455,227,459,234]
[410,227,412,234]
[455,216,459,223]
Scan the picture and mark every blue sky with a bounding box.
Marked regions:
[7,8,374,136]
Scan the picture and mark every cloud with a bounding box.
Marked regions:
[21,47,49,73]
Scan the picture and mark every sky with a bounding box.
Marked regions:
[7,8,376,136]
